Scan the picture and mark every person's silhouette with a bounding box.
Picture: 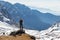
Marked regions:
[19,19,23,30]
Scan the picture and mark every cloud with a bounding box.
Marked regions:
[4,0,60,15]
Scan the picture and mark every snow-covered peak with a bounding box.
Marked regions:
[40,23,60,40]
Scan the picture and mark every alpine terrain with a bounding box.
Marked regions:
[0,1,60,40]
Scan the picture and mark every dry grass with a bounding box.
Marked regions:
[0,34,34,40]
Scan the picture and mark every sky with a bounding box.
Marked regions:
[2,0,60,15]
[0,0,2,1]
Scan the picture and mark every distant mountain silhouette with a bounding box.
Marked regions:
[0,1,60,30]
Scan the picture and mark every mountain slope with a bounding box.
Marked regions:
[0,11,10,23]
[40,23,60,40]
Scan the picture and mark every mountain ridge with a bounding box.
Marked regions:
[0,1,60,30]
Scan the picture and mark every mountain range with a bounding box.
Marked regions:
[0,14,60,40]
[0,1,60,30]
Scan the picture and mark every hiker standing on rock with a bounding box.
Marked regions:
[19,19,23,30]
